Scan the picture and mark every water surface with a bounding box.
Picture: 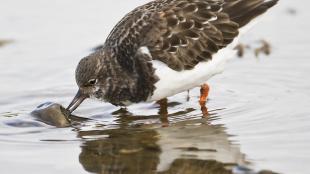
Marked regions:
[1,0,310,174]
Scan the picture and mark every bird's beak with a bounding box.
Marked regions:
[66,90,89,113]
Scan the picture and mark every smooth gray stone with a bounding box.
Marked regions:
[31,102,71,128]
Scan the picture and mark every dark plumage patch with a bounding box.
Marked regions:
[105,0,278,72]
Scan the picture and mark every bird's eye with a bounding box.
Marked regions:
[88,79,98,85]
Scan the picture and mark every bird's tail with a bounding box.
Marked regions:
[223,0,279,28]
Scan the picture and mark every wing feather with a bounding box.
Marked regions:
[104,0,278,71]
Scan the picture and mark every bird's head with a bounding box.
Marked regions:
[67,52,108,113]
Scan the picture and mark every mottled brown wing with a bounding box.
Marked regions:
[105,0,278,71]
[148,0,240,70]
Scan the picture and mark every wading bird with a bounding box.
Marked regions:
[67,0,279,113]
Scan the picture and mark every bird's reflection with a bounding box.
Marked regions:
[77,102,248,174]
[78,128,160,174]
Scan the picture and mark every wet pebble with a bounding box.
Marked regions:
[31,102,71,128]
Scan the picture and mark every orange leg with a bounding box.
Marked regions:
[199,84,210,118]
[199,83,210,106]
[201,105,209,118]
[156,98,169,127]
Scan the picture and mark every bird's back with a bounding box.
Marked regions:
[104,0,278,71]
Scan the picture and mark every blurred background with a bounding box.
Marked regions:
[0,0,310,174]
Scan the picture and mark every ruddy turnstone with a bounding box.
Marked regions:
[67,0,279,113]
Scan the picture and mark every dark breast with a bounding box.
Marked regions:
[99,49,158,106]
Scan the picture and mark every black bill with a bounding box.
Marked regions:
[67,90,89,113]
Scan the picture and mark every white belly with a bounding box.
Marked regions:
[148,46,237,102]
[145,15,261,102]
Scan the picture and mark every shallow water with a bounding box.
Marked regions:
[1,0,310,174]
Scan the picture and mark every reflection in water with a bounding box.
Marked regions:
[77,105,248,174]
[0,101,277,174]
[1,0,310,173]
[159,159,232,174]
[79,128,160,174]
